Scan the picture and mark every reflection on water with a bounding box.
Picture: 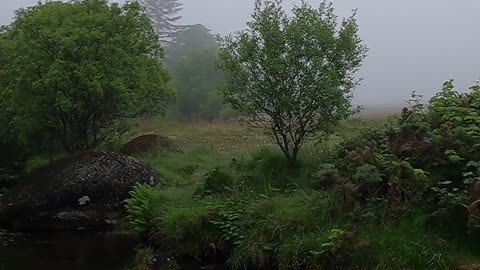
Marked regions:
[0,229,137,270]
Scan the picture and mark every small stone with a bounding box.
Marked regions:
[78,196,90,206]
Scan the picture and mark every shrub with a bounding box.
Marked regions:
[311,163,340,190]
[352,164,384,184]
[236,147,295,191]
[125,184,160,239]
[195,168,234,197]
[276,228,351,270]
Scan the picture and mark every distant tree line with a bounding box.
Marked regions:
[139,0,235,122]
[164,24,236,122]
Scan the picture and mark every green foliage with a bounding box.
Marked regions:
[332,81,480,210]
[311,163,340,190]
[129,80,480,269]
[164,24,227,122]
[155,186,226,257]
[0,0,174,152]
[209,198,246,246]
[276,228,349,270]
[229,191,332,269]
[352,164,384,184]
[219,0,367,165]
[195,168,234,197]
[235,147,297,191]
[170,47,224,121]
[165,24,218,65]
[142,145,227,186]
[131,247,156,270]
[24,154,64,174]
[353,218,450,270]
[125,184,160,236]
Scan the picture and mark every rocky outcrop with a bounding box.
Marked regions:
[0,151,162,231]
[121,134,180,156]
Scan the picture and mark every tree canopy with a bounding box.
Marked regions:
[0,0,174,153]
[165,24,227,121]
[171,48,224,121]
[139,0,183,43]
[219,0,367,165]
[164,24,219,66]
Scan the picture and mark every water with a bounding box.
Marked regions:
[0,229,228,270]
[0,230,138,270]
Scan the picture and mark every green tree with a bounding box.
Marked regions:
[0,26,27,163]
[171,47,224,121]
[139,0,183,43]
[0,0,174,152]
[165,24,226,122]
[164,24,219,67]
[219,0,367,165]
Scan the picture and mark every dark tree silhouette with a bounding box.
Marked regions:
[139,0,183,43]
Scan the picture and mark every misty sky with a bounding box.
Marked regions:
[1,0,480,106]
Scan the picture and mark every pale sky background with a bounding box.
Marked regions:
[1,0,480,106]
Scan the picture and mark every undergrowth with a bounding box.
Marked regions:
[125,81,480,270]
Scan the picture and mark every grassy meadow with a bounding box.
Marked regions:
[124,105,480,270]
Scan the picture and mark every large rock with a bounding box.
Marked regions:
[0,168,21,189]
[121,134,180,156]
[0,151,161,231]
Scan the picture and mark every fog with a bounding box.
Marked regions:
[1,0,480,106]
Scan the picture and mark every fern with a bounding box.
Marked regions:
[125,184,160,235]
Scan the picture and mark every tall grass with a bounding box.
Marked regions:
[127,119,480,269]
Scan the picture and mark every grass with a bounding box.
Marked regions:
[124,117,480,270]
[134,118,273,152]
[141,145,226,186]
[137,118,385,188]
[24,153,64,174]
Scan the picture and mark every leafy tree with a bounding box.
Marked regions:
[139,0,183,43]
[164,24,219,66]
[0,0,174,152]
[166,24,226,121]
[171,48,224,121]
[0,27,27,163]
[219,0,367,165]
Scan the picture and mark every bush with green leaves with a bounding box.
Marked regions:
[0,0,174,153]
[334,80,480,209]
[311,163,340,190]
[195,168,234,197]
[234,147,314,192]
[125,184,161,239]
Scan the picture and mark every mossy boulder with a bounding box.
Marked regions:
[121,134,180,156]
[0,151,162,231]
